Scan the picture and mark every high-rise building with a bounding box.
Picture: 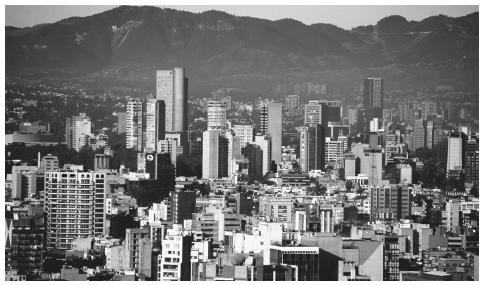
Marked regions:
[117,112,126,134]
[304,101,329,127]
[447,136,463,172]
[285,94,300,110]
[325,138,345,168]
[254,134,272,175]
[321,100,342,123]
[327,122,350,140]
[426,120,434,149]
[421,101,437,120]
[232,124,254,149]
[383,236,400,281]
[156,68,188,133]
[413,118,426,150]
[370,184,410,221]
[260,102,283,165]
[126,98,144,152]
[144,99,165,152]
[242,143,264,183]
[363,78,383,109]
[44,171,108,249]
[171,190,196,224]
[202,130,229,179]
[66,113,92,151]
[207,100,227,130]
[465,138,478,185]
[297,124,324,172]
[361,147,383,186]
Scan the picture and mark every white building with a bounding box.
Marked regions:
[207,100,227,130]
[44,171,108,250]
[447,136,462,172]
[232,124,254,149]
[126,98,144,151]
[253,134,272,175]
[66,113,92,151]
[156,68,187,132]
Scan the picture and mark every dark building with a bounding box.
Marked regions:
[242,144,264,183]
[363,78,384,109]
[234,192,254,215]
[94,154,111,171]
[322,101,342,123]
[216,135,229,178]
[269,246,322,281]
[465,138,478,185]
[357,107,383,135]
[171,190,196,224]
[156,100,166,141]
[383,236,400,281]
[6,212,45,276]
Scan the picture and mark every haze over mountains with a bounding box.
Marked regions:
[5,5,479,97]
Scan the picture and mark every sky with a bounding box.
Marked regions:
[5,5,478,30]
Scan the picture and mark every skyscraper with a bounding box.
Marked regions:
[361,147,383,186]
[413,118,426,150]
[207,100,227,130]
[465,138,478,185]
[297,124,324,172]
[156,68,188,133]
[242,143,264,183]
[363,78,384,109]
[447,136,463,172]
[285,94,300,110]
[202,130,229,179]
[65,113,92,151]
[260,102,283,165]
[304,101,329,127]
[126,98,144,151]
[254,134,272,175]
[232,124,254,149]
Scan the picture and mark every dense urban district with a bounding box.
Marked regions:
[5,67,479,281]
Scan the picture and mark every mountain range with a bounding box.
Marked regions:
[5,6,479,97]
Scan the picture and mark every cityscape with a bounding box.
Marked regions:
[4,5,480,282]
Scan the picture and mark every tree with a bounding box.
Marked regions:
[470,184,479,197]
[345,180,354,192]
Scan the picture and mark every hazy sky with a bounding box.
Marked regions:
[5,5,478,29]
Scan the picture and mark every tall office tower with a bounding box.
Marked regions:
[65,113,92,151]
[41,154,59,172]
[44,171,108,250]
[159,233,193,281]
[344,154,356,178]
[465,138,478,185]
[413,118,426,150]
[447,136,463,172]
[425,120,434,149]
[232,124,254,149]
[363,78,384,109]
[242,143,264,183]
[361,146,383,186]
[260,102,283,165]
[383,236,400,281]
[304,101,329,127]
[297,124,324,172]
[126,98,144,152]
[117,112,126,134]
[144,99,165,152]
[94,154,111,171]
[370,184,410,221]
[321,100,342,122]
[171,190,196,224]
[202,130,229,178]
[254,134,272,175]
[207,100,227,130]
[285,94,300,110]
[421,101,437,120]
[156,68,188,132]
[122,228,152,279]
[325,138,345,167]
